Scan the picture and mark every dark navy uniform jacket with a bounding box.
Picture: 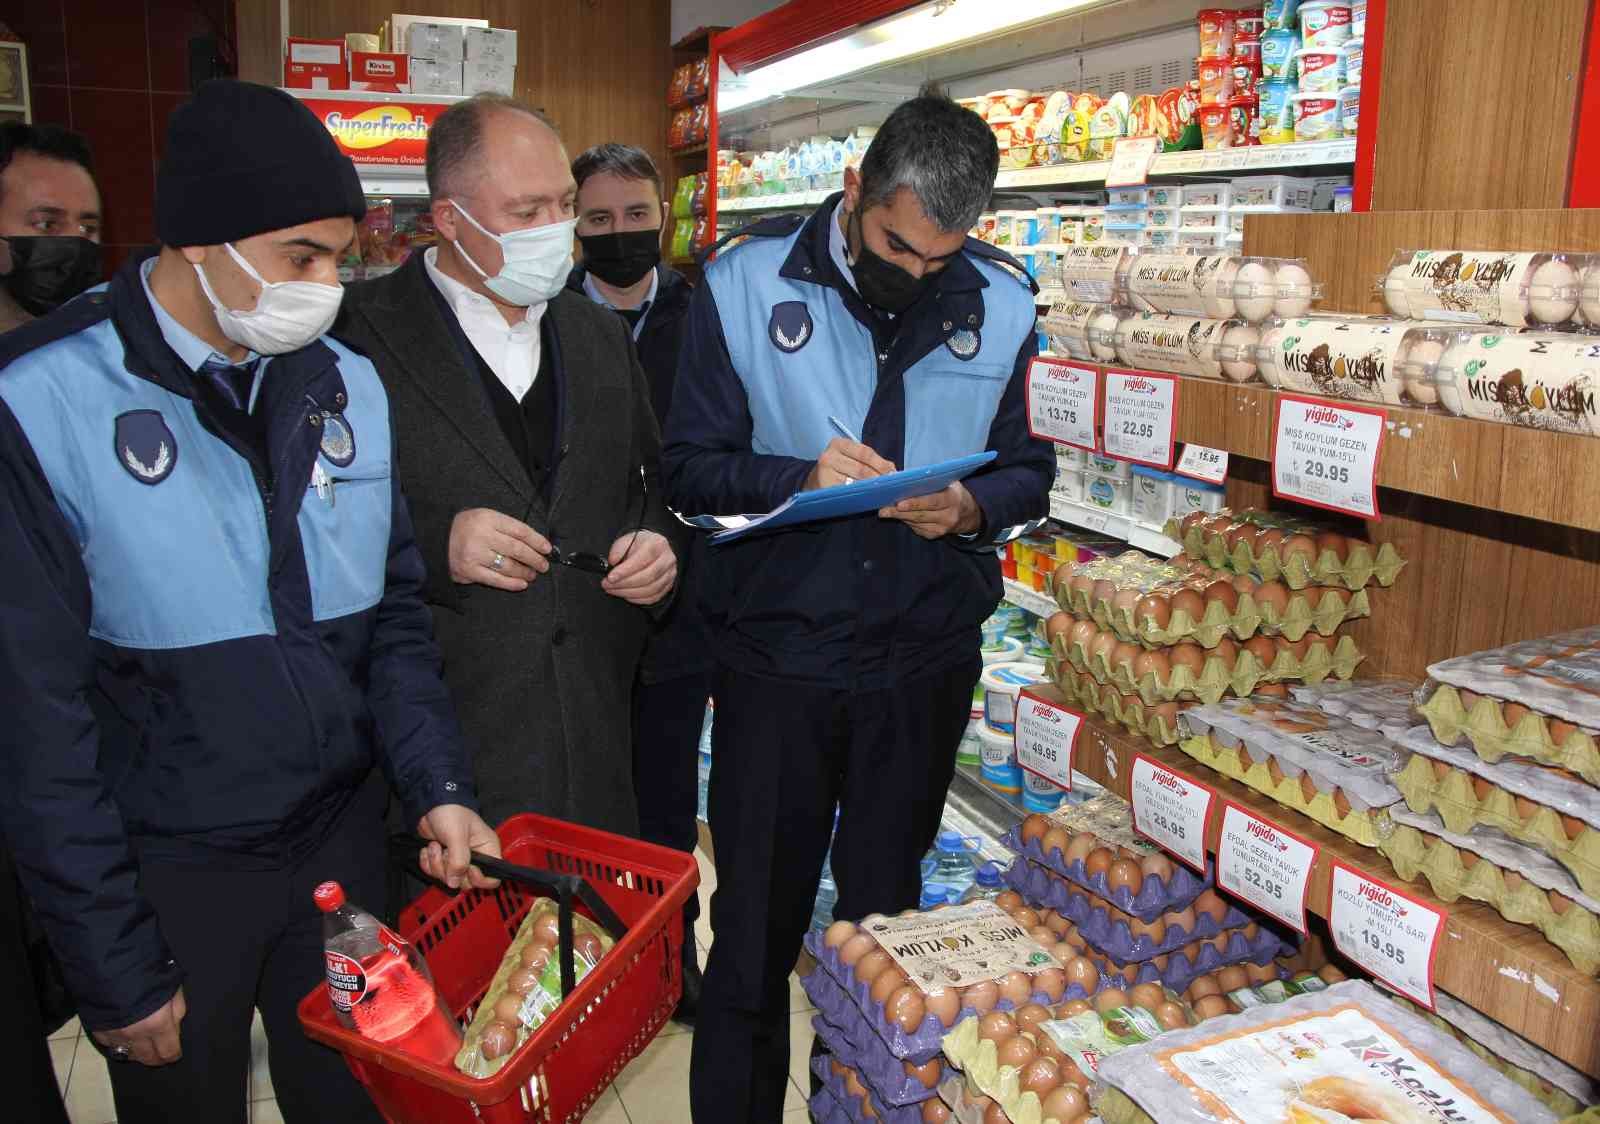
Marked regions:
[0,250,476,1031]
[662,197,1054,689]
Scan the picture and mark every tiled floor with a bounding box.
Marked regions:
[48,843,815,1122]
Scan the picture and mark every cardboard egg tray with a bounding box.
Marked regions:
[934,1059,1085,1124]
[1427,625,1600,731]
[1163,509,1407,590]
[1083,934,1290,997]
[809,1056,922,1124]
[1417,681,1600,787]
[805,1083,853,1124]
[1376,807,1600,974]
[1290,678,1419,737]
[806,975,942,1107]
[1393,726,1600,898]
[1000,796,1214,922]
[1002,857,1254,964]
[1050,662,1188,747]
[1055,629,1364,706]
[1176,697,1407,848]
[941,1011,1119,1124]
[803,930,1090,1065]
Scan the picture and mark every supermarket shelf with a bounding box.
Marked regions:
[1002,578,1057,619]
[1060,714,1600,1078]
[1049,495,1183,556]
[949,764,1027,846]
[670,143,708,158]
[994,139,1356,189]
[717,188,833,213]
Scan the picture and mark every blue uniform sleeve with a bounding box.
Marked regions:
[661,278,814,515]
[365,456,480,829]
[961,331,1054,545]
[0,399,183,1032]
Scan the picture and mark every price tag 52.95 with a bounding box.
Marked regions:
[1216,802,1318,933]
[1271,394,1386,520]
[1102,369,1179,469]
[1328,861,1446,1008]
[1014,688,1084,790]
[1025,356,1099,451]
[1129,754,1214,872]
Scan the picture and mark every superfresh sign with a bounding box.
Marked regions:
[299,96,449,167]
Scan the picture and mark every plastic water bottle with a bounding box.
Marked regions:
[810,856,837,931]
[919,881,952,911]
[925,830,981,897]
[695,702,714,822]
[959,861,1006,903]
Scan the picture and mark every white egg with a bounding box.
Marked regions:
[1089,310,1122,360]
[1581,264,1600,326]
[1195,323,1225,380]
[1202,259,1240,319]
[1382,264,1412,317]
[1273,262,1315,317]
[1233,261,1277,321]
[1255,323,1286,387]
[1218,323,1260,382]
[1527,259,1579,325]
[1405,337,1446,407]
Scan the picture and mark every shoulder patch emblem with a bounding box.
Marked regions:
[947,328,981,359]
[319,412,356,467]
[115,409,177,485]
[769,300,813,354]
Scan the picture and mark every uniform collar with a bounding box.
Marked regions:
[582,265,658,312]
[139,257,260,374]
[780,193,991,298]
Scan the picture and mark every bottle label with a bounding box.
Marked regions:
[325,951,367,1011]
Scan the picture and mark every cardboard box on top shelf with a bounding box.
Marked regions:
[463,59,515,97]
[350,51,409,94]
[284,37,348,91]
[464,27,517,64]
[390,13,482,56]
[409,58,463,96]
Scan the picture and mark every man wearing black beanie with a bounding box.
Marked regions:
[0,80,500,1124]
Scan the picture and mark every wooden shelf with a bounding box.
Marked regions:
[670,142,708,158]
[1058,713,1600,1078]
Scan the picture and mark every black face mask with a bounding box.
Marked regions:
[3,236,102,316]
[847,208,934,315]
[578,229,662,289]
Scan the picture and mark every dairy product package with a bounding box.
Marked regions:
[1254,314,1416,403]
[1380,249,1591,329]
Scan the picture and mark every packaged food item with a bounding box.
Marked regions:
[1198,103,1232,149]
[1177,695,1404,846]
[1294,46,1346,93]
[1415,681,1600,786]
[806,971,945,1106]
[1431,329,1600,434]
[1380,249,1587,328]
[1291,678,1417,735]
[1085,472,1133,514]
[1130,466,1174,526]
[1093,981,1559,1124]
[1254,314,1415,403]
[1112,310,1227,378]
[1298,0,1353,47]
[1227,93,1257,146]
[1058,244,1132,303]
[1196,57,1234,105]
[1197,9,1237,59]
[1290,92,1341,140]
[1425,626,1600,740]
[1264,0,1303,30]
[1340,82,1361,135]
[808,1056,912,1123]
[1260,27,1302,79]
[1166,508,1406,589]
[1172,476,1225,517]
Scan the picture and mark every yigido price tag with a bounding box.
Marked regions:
[1271,394,1386,520]
[1014,687,1084,790]
[1105,135,1160,187]
[1026,356,1099,451]
[1175,442,1228,485]
[1102,369,1179,469]
[1129,753,1214,872]
[1216,802,1318,934]
[1328,860,1446,1008]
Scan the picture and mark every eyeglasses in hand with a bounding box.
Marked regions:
[544,465,649,575]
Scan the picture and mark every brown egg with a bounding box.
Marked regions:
[1063,831,1098,868]
[1044,909,1071,935]
[887,985,926,1032]
[1063,955,1098,994]
[1193,994,1230,1021]
[1091,578,1118,606]
[839,932,878,967]
[1551,890,1575,915]
[1110,641,1140,675]
[1128,914,1167,946]
[1094,987,1129,1013]
[1066,572,1096,600]
[1019,1055,1063,1098]
[1032,967,1067,1002]
[1245,960,1277,984]
[1041,1083,1089,1122]
[1059,1055,1092,1092]
[1013,1002,1052,1033]
[1314,531,1347,561]
[1089,630,1118,667]
[506,967,542,996]
[1152,700,1181,732]
[1055,998,1092,1018]
[983,1102,1011,1124]
[1255,527,1285,553]
[1253,579,1290,617]
[1139,851,1174,885]
[962,980,1000,1014]
[1208,932,1232,954]
[1040,826,1072,861]
[1117,961,1142,986]
[924,986,961,1027]
[1045,611,1074,643]
[995,890,1025,914]
[843,1068,869,1099]
[1193,890,1229,926]
[977,1011,1018,1043]
[1170,587,1207,626]
[1299,772,1320,804]
[854,949,894,984]
[1203,579,1239,613]
[1318,964,1347,983]
[1084,848,1115,879]
[1332,787,1353,818]
[1030,924,1057,947]
[492,993,525,1025]
[823,919,858,948]
[520,943,552,974]
[1106,858,1142,895]
[1212,636,1240,668]
[998,970,1034,1007]
[871,968,911,1006]
[904,1056,942,1089]
[1068,618,1098,652]
[1011,906,1041,928]
[1471,774,1494,801]
[997,1035,1040,1070]
[478,1020,518,1060]
[1187,974,1221,1000]
[1128,982,1166,1012]
[1132,649,1171,686]
[1166,905,1198,938]
[1020,813,1052,846]
[1111,587,1142,618]
[1243,635,1278,668]
[1267,756,1287,786]
[1154,1000,1190,1030]
[1215,965,1248,992]
[1062,923,1085,950]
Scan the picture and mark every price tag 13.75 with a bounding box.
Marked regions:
[1014,688,1084,790]
[1216,802,1318,934]
[1026,356,1099,451]
[1129,754,1214,872]
[1328,861,1446,1008]
[1271,394,1386,520]
[1174,442,1228,485]
[1102,369,1179,469]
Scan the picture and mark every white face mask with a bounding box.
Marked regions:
[451,201,575,308]
[193,242,344,356]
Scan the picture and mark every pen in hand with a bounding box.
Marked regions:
[828,415,860,443]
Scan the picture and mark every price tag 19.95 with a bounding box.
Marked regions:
[1328,861,1446,1008]
[1026,356,1099,451]
[1216,802,1318,934]
[1102,369,1179,469]
[1129,753,1214,872]
[1174,442,1228,485]
[1014,688,1084,791]
[1271,394,1387,520]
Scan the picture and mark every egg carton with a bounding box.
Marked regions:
[1177,696,1407,848]
[1417,681,1600,788]
[1393,725,1600,898]
[1050,663,1188,747]
[943,1007,1137,1124]
[803,930,1089,1065]
[1290,678,1418,738]
[1092,982,1560,1124]
[1375,808,1600,974]
[1057,629,1364,705]
[809,1056,923,1124]
[1383,989,1598,1116]
[1002,858,1252,963]
[806,1084,853,1124]
[1427,626,1600,730]
[1000,815,1212,922]
[806,972,943,1106]
[1163,508,1407,589]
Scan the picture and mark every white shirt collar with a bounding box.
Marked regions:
[423,246,544,402]
[583,267,658,312]
[423,246,543,331]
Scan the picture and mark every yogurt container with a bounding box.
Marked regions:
[1199,103,1233,149]
[1197,57,1235,105]
[1345,37,1365,84]
[1229,93,1259,145]
[1299,1,1352,48]
[994,209,1025,246]
[1131,465,1175,526]
[981,661,1048,735]
[977,724,1023,793]
[975,212,997,243]
[1015,211,1041,246]
[1294,47,1346,93]
[1339,85,1360,136]
[1235,13,1266,42]
[1022,770,1066,812]
[1261,28,1301,80]
[1197,9,1237,59]
[1263,0,1302,30]
[1085,473,1132,514]
[1291,92,1341,141]
[1351,0,1367,38]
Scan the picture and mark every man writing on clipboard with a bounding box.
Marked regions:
[663,87,1054,1122]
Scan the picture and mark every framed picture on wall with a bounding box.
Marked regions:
[0,39,30,123]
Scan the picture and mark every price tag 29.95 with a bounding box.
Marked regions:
[1216,802,1318,934]
[1014,688,1084,790]
[1129,754,1214,872]
[1102,369,1178,469]
[1026,356,1098,451]
[1271,394,1386,519]
[1328,861,1446,1007]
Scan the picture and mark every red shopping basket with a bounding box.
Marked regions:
[297,813,699,1123]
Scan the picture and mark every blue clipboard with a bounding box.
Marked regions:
[685,451,997,544]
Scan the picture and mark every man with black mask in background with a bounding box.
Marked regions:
[0,122,101,333]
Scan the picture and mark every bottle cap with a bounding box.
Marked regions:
[973,861,1003,886]
[313,881,346,912]
[935,829,968,852]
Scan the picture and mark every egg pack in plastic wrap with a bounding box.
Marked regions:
[1290,678,1419,737]
[1429,328,1600,434]
[1049,663,1192,748]
[1255,315,1441,405]
[1415,685,1600,788]
[1380,249,1591,330]
[1165,507,1407,590]
[1092,980,1560,1124]
[807,969,945,1107]
[809,1055,922,1124]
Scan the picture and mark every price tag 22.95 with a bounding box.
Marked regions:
[1216,802,1318,933]
[1014,688,1084,790]
[1328,861,1446,1008]
[1101,369,1178,469]
[1271,394,1386,520]
[1129,754,1214,872]
[1026,356,1099,451]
